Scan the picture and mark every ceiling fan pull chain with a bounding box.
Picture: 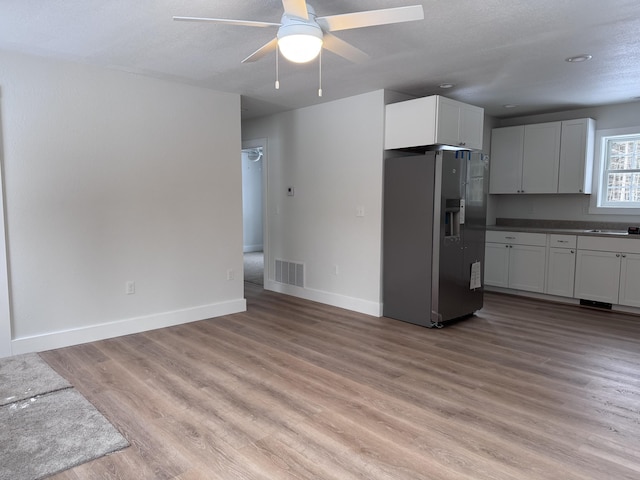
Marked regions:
[275,42,280,90]
[318,49,323,97]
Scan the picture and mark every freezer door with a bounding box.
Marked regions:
[382,153,436,326]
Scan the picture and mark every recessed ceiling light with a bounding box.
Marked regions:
[503,104,518,109]
[439,83,455,89]
[565,54,593,63]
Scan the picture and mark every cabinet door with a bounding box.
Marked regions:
[459,103,484,150]
[489,126,524,194]
[521,122,561,193]
[574,250,621,303]
[558,118,595,194]
[484,243,510,287]
[508,245,546,293]
[546,247,576,297]
[619,253,640,307]
[384,96,438,149]
[436,96,462,147]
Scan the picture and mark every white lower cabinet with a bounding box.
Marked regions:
[485,231,546,292]
[545,234,577,298]
[508,245,546,292]
[619,253,640,308]
[546,247,576,297]
[485,243,510,287]
[574,250,621,304]
[574,237,640,307]
[486,231,640,309]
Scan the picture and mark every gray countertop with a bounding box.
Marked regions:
[487,219,639,239]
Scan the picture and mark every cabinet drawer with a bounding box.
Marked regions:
[577,236,640,254]
[486,230,547,246]
[549,234,577,248]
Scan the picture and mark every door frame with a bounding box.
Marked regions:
[242,138,268,287]
[0,97,12,357]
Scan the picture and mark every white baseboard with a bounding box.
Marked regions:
[264,280,382,317]
[11,298,247,355]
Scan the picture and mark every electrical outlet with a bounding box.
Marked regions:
[125,281,135,295]
[227,269,234,281]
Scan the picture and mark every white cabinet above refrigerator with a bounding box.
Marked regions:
[385,95,484,150]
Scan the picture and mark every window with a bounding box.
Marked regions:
[590,126,640,214]
[602,134,640,206]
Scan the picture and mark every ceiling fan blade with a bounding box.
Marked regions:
[322,33,369,63]
[173,16,280,28]
[282,0,309,19]
[242,38,278,63]
[317,5,424,32]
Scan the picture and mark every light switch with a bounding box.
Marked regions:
[356,206,365,217]
[287,186,295,196]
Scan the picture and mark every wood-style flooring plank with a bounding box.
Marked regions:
[40,285,640,479]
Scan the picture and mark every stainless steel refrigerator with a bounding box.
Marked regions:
[383,150,488,328]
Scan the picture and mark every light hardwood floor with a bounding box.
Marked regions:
[41,284,640,479]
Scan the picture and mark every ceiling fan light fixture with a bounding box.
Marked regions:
[277,23,323,63]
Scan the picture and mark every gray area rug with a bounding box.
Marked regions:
[244,251,264,285]
[0,353,71,406]
[0,354,129,480]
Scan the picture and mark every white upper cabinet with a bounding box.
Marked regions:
[436,96,485,150]
[489,118,595,195]
[489,122,561,194]
[558,118,595,194]
[489,126,524,194]
[522,122,562,194]
[384,95,484,150]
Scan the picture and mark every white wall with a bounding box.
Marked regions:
[491,100,640,223]
[242,90,385,315]
[0,50,245,355]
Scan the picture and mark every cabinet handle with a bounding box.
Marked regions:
[459,142,466,146]
[505,236,516,239]
[557,240,569,243]
[622,254,627,258]
[616,253,621,257]
[570,250,574,254]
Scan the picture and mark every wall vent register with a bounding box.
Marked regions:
[275,259,304,287]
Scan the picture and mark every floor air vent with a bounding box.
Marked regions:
[275,259,304,287]
[579,299,612,310]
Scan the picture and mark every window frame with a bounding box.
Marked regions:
[589,126,640,215]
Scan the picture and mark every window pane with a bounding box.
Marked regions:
[607,139,640,170]
[606,172,640,203]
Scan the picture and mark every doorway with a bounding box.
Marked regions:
[241,139,267,287]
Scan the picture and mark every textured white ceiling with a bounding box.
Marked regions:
[1,0,639,119]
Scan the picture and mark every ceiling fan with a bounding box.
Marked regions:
[173,1,425,65]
